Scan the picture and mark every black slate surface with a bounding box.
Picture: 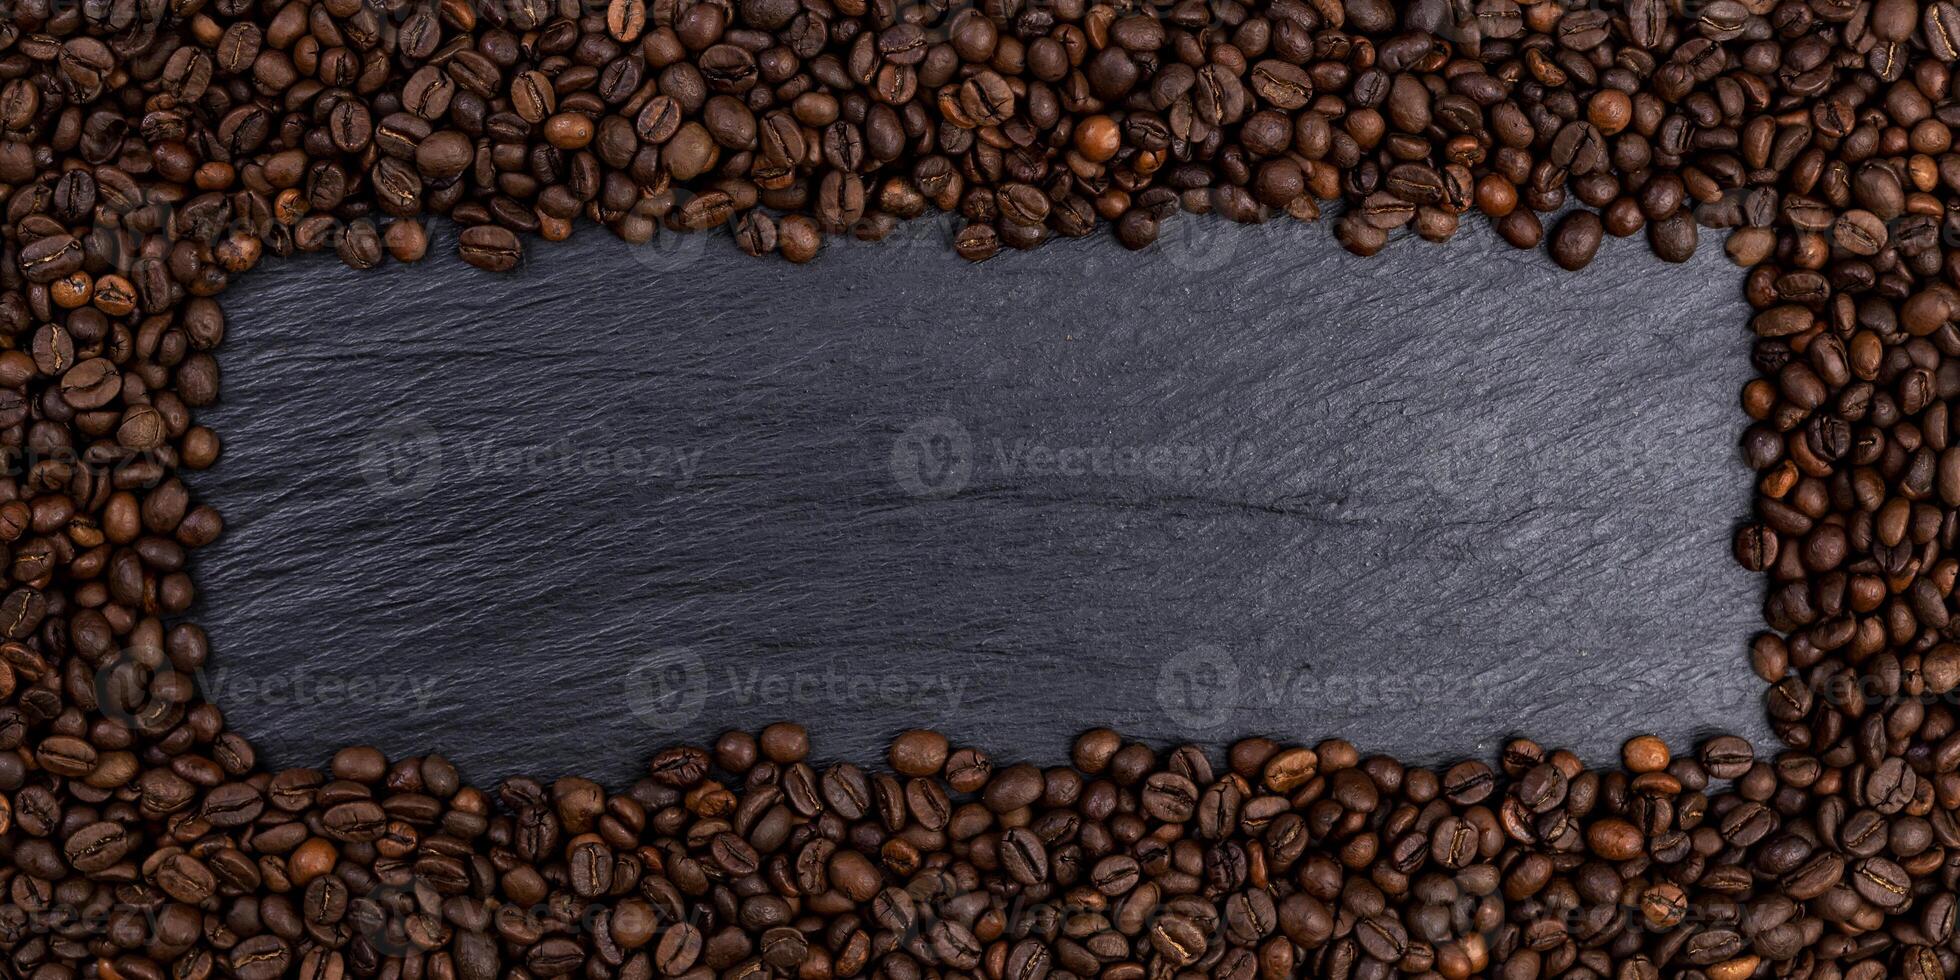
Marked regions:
[196,213,1771,789]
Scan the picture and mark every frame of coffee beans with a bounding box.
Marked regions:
[2,0,1960,976]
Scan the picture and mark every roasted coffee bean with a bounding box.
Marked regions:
[63,820,134,872]
[999,827,1049,884]
[1649,212,1699,262]
[458,226,523,272]
[1549,210,1605,271]
[20,235,84,284]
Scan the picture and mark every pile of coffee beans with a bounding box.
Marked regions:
[9,0,1960,972]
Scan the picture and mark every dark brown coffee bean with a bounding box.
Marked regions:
[1549,210,1604,270]
[231,935,292,980]
[20,235,83,284]
[1496,209,1542,249]
[64,821,133,872]
[1648,212,1698,262]
[458,226,522,272]
[999,827,1048,884]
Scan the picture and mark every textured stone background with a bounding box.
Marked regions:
[197,212,1771,788]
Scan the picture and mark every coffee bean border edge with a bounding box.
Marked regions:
[1,0,1958,977]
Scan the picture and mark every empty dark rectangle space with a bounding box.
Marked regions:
[197,217,1768,787]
